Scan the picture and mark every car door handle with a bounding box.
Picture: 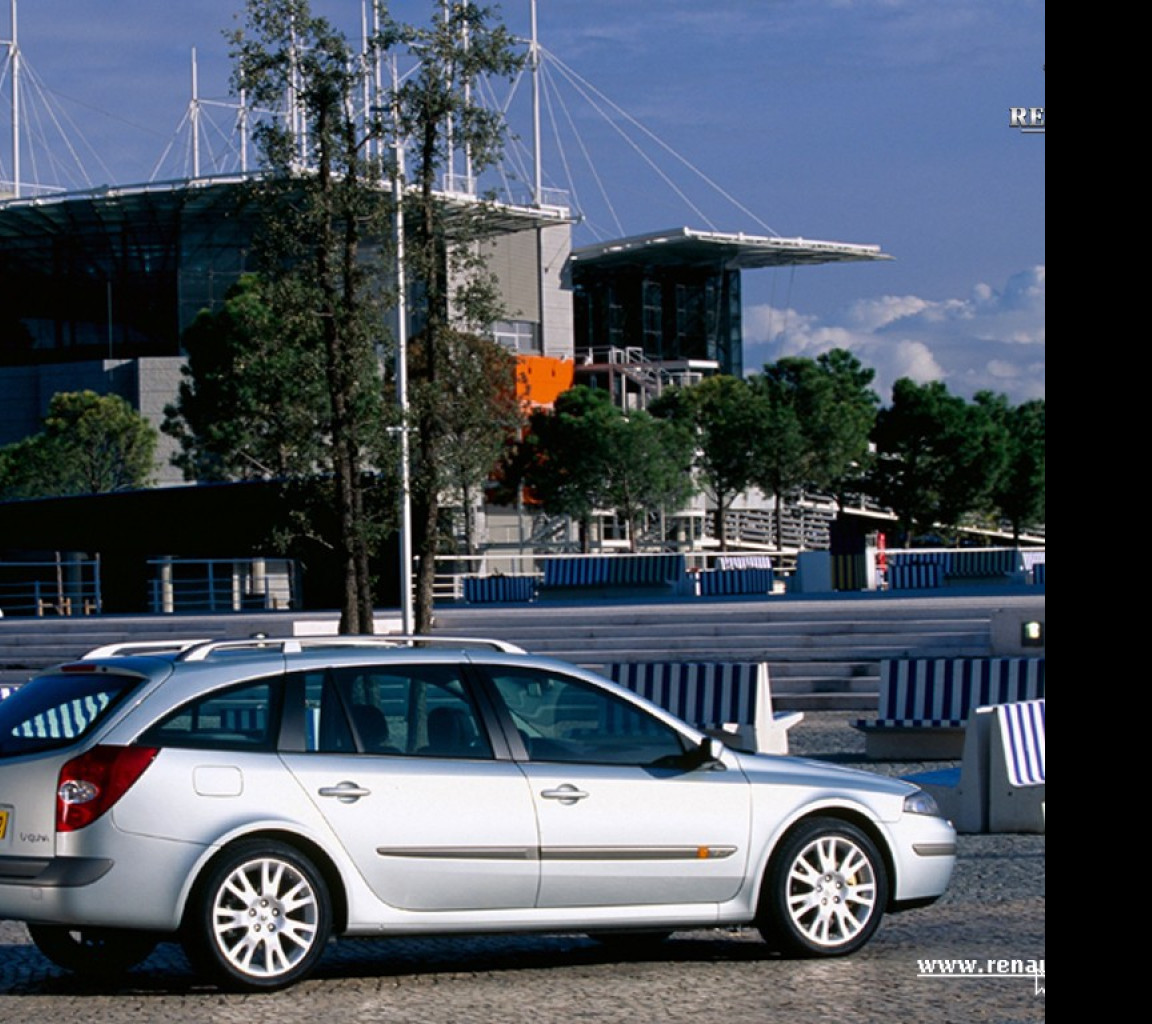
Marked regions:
[319,781,371,803]
[541,785,589,804]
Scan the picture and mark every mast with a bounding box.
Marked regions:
[8,0,19,197]
[530,0,542,205]
[190,48,201,179]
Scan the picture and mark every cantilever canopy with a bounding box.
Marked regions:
[0,175,572,274]
[570,226,893,271]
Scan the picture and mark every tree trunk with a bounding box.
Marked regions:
[414,492,439,634]
[713,502,727,551]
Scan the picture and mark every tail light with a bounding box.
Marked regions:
[56,746,159,833]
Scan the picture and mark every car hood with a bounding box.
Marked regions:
[731,749,919,800]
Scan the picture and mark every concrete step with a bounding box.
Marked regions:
[0,592,1044,710]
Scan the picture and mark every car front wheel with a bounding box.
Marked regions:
[183,839,332,991]
[758,817,888,957]
[28,924,157,976]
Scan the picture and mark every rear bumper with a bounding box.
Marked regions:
[0,855,113,887]
[0,834,203,931]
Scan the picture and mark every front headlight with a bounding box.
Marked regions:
[903,789,943,817]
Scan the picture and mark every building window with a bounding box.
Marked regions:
[642,279,662,355]
[491,320,540,354]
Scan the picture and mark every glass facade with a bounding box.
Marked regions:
[572,264,742,377]
[0,184,257,368]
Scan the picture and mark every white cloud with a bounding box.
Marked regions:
[743,267,1045,405]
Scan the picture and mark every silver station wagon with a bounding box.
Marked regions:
[0,637,955,991]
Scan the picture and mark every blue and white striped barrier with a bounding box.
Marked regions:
[854,656,1046,759]
[988,698,1046,832]
[606,661,803,755]
[462,575,537,603]
[697,567,775,596]
[886,562,944,589]
[996,698,1046,788]
[541,554,686,589]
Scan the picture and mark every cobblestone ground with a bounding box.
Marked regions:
[0,713,1044,1024]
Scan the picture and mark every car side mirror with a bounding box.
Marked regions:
[684,735,726,771]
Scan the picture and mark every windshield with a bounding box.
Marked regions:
[0,671,143,757]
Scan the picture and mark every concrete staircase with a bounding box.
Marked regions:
[0,590,1046,711]
[432,593,1044,711]
[0,612,296,690]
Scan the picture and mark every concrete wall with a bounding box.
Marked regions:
[991,607,1046,656]
[477,223,574,360]
[0,357,186,486]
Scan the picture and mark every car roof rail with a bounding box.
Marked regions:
[82,639,214,659]
[175,635,527,661]
[80,635,526,662]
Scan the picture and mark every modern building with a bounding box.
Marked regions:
[1,2,898,610]
[0,176,890,471]
[0,177,577,485]
[568,227,888,408]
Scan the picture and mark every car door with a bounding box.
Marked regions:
[483,665,751,909]
[281,663,540,913]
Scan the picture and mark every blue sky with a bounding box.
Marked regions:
[3,0,1045,406]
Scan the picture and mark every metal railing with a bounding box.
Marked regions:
[0,558,102,617]
[147,557,300,614]
[431,549,797,602]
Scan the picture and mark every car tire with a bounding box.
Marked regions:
[182,839,332,991]
[758,817,889,957]
[27,924,157,976]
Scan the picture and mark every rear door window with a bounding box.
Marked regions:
[0,671,141,756]
[315,664,494,759]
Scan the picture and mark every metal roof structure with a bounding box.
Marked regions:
[570,227,892,271]
[0,174,571,260]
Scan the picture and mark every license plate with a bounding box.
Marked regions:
[0,809,8,841]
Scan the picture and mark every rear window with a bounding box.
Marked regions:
[137,677,280,751]
[0,671,141,757]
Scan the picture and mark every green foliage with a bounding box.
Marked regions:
[519,387,694,551]
[172,0,408,633]
[599,409,696,551]
[389,3,526,629]
[650,375,763,549]
[805,349,880,497]
[0,391,157,499]
[413,330,526,553]
[751,352,879,498]
[868,379,1010,542]
[165,1,527,632]
[164,275,332,481]
[980,394,1045,541]
[519,387,623,536]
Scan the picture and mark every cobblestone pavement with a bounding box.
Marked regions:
[0,713,1044,1024]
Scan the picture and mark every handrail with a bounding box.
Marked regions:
[0,558,102,617]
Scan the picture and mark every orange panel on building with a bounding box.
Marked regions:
[516,355,575,410]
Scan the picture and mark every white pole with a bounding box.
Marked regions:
[392,55,415,635]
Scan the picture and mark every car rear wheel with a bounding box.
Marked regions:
[28,924,157,976]
[182,839,332,991]
[758,817,888,957]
